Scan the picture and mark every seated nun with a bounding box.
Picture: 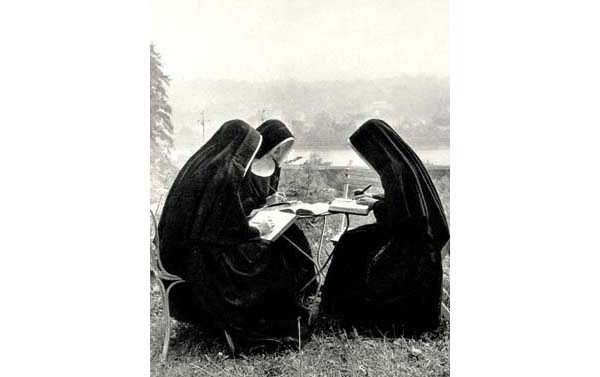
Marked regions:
[239,119,318,298]
[158,120,310,349]
[320,119,450,332]
[240,119,295,213]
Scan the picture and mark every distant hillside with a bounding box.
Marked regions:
[167,76,449,152]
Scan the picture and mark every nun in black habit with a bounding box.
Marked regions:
[239,119,318,298]
[320,119,449,331]
[240,119,295,213]
[158,120,310,347]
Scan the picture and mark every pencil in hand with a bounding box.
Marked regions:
[353,184,372,196]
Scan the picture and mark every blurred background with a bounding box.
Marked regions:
[150,0,449,214]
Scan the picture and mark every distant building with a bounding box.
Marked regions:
[290,119,306,133]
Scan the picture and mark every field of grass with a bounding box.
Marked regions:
[150,170,450,376]
[151,281,450,377]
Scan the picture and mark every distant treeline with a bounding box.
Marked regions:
[170,76,449,149]
[290,112,449,148]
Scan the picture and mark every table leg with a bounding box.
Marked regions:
[316,215,328,278]
[299,214,342,293]
[306,215,329,325]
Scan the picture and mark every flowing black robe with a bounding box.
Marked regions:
[239,119,317,299]
[320,119,450,331]
[158,120,308,345]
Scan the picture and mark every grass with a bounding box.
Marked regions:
[151,285,449,377]
[150,255,450,377]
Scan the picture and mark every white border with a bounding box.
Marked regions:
[4,2,600,376]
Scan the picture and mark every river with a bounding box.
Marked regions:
[173,146,449,169]
[287,147,449,168]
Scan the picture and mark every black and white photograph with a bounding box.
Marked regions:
[150,1,450,375]
[6,1,600,377]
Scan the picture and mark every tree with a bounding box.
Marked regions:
[150,44,176,209]
[279,154,337,202]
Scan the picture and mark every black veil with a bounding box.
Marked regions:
[241,120,295,213]
[349,119,449,251]
[158,119,262,276]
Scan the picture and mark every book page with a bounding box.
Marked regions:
[248,210,297,241]
[329,198,370,215]
[280,201,330,216]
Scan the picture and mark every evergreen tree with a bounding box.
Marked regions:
[150,44,176,209]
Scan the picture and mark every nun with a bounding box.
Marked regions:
[158,119,310,348]
[240,119,318,298]
[320,119,450,332]
[240,119,296,213]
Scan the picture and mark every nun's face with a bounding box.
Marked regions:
[270,147,284,164]
[268,138,294,165]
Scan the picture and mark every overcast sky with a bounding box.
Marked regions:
[150,0,448,81]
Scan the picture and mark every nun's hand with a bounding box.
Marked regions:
[355,195,378,208]
[254,219,274,236]
[266,192,287,205]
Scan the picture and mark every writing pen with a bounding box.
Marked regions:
[354,184,372,196]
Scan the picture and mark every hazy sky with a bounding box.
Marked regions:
[150,0,448,81]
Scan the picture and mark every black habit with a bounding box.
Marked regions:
[239,119,317,299]
[320,119,450,331]
[158,120,309,345]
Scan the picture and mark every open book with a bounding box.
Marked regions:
[248,210,298,241]
[328,198,370,215]
[277,201,330,216]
